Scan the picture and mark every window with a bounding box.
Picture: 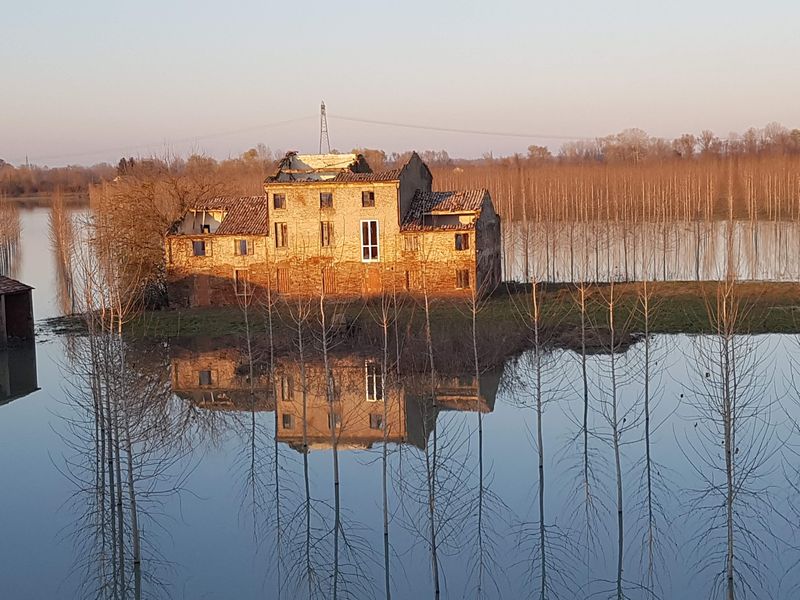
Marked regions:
[235,238,251,256]
[360,220,380,262]
[362,191,375,207]
[455,233,470,251]
[404,270,418,291]
[403,235,420,252]
[319,192,333,209]
[276,268,290,293]
[278,374,294,402]
[275,222,288,248]
[365,361,383,402]
[455,269,471,289]
[198,370,212,386]
[282,414,294,430]
[322,267,336,295]
[328,413,341,429]
[192,240,206,256]
[320,221,334,247]
[234,269,249,295]
[273,193,286,210]
[369,413,384,430]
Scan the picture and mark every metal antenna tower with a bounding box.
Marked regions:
[319,101,331,154]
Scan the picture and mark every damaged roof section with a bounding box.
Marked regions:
[266,152,372,182]
[401,189,489,231]
[170,196,268,235]
[331,169,402,183]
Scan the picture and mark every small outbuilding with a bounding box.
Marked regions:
[0,276,34,347]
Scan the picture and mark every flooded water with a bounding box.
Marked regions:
[3,207,800,599]
[505,219,800,282]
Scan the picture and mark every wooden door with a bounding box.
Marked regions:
[192,275,210,307]
[365,267,381,296]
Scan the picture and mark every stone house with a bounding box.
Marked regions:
[165,151,501,306]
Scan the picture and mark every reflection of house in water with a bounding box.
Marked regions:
[170,341,273,412]
[0,344,39,406]
[168,339,499,451]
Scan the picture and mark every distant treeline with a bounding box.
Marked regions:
[0,123,800,221]
[0,160,116,197]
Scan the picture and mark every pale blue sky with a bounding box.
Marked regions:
[2,0,798,166]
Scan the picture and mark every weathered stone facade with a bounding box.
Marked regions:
[165,152,501,306]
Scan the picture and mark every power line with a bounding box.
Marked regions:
[329,114,588,141]
[8,116,316,165]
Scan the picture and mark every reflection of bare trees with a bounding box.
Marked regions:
[508,282,576,598]
[49,189,78,314]
[682,280,779,599]
[58,331,192,599]
[0,198,21,278]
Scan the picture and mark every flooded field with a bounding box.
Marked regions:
[3,207,800,599]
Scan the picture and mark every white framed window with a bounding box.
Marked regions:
[275,222,288,248]
[360,220,380,262]
[365,361,383,402]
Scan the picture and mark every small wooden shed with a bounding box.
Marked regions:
[0,276,34,347]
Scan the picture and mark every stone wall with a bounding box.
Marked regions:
[165,233,271,307]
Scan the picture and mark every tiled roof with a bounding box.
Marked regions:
[401,189,488,231]
[0,275,32,295]
[177,196,268,235]
[331,169,402,183]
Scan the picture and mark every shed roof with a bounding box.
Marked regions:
[401,189,489,231]
[0,275,32,295]
[173,196,268,235]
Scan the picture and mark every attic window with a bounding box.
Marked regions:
[362,191,375,207]
[273,193,286,210]
[455,233,470,251]
[319,192,333,209]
